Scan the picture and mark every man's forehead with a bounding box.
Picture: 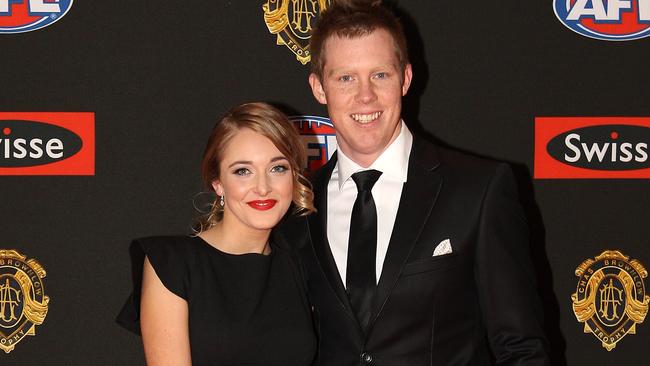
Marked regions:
[323,28,395,48]
[321,29,400,72]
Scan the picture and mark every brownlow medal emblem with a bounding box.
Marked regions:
[262,0,330,65]
[0,250,49,353]
[571,250,649,351]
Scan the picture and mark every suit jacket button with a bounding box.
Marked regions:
[360,352,372,363]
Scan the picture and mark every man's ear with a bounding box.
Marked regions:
[309,73,327,104]
[401,63,413,96]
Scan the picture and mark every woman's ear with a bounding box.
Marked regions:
[211,180,223,196]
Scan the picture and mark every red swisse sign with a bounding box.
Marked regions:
[0,112,94,175]
[535,117,650,179]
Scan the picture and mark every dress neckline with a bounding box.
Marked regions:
[191,235,274,258]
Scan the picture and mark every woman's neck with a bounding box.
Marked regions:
[199,220,271,255]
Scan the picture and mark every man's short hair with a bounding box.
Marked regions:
[310,0,409,80]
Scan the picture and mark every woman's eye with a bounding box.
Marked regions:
[271,165,289,173]
[233,168,251,176]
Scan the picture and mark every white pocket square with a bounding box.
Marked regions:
[432,239,453,256]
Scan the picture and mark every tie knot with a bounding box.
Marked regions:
[351,170,382,192]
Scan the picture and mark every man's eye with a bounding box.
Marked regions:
[233,168,250,176]
[271,165,289,173]
[339,75,352,82]
[375,72,387,79]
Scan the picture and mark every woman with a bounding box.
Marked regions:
[117,102,316,366]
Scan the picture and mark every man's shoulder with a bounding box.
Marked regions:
[310,151,337,184]
[272,214,310,250]
[412,135,524,207]
[412,134,505,176]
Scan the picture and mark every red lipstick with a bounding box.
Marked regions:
[247,200,277,211]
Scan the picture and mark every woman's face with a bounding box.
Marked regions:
[213,128,294,233]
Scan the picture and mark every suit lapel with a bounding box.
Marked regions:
[307,153,356,316]
[367,137,443,333]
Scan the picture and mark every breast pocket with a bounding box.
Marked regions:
[401,253,461,276]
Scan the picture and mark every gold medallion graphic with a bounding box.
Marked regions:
[0,250,49,353]
[263,0,330,65]
[571,250,649,351]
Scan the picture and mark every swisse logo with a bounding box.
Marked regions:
[553,0,650,41]
[1,120,82,166]
[548,125,649,170]
[290,115,336,172]
[0,112,94,175]
[535,117,650,178]
[0,0,73,34]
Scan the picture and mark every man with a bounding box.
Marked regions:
[276,1,550,365]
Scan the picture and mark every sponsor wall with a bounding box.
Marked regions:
[1,0,648,364]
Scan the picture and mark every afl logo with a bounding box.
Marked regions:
[290,115,336,172]
[0,0,73,34]
[0,112,94,175]
[553,0,650,41]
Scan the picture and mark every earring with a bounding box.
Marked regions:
[220,195,225,206]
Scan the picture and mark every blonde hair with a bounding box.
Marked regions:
[196,102,315,231]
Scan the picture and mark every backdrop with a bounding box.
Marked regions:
[1,1,648,364]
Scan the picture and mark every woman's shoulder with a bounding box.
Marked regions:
[132,235,194,246]
[127,236,210,276]
[116,235,195,333]
[130,235,201,256]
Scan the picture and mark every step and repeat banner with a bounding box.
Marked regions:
[1,1,648,364]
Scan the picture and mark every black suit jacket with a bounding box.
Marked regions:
[275,136,550,366]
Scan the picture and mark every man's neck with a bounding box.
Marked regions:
[338,121,403,168]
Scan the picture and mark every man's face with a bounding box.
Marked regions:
[309,29,412,167]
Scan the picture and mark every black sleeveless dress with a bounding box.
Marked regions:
[116,236,316,366]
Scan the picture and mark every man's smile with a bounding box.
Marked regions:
[351,111,382,124]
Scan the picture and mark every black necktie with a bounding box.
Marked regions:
[346,169,382,332]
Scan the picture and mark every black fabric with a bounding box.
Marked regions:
[275,137,550,366]
[116,236,316,366]
[346,169,382,332]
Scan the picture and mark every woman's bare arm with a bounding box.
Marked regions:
[140,257,191,366]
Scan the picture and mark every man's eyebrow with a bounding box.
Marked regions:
[326,64,397,77]
[326,69,340,77]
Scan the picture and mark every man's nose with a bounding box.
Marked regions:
[355,79,377,104]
